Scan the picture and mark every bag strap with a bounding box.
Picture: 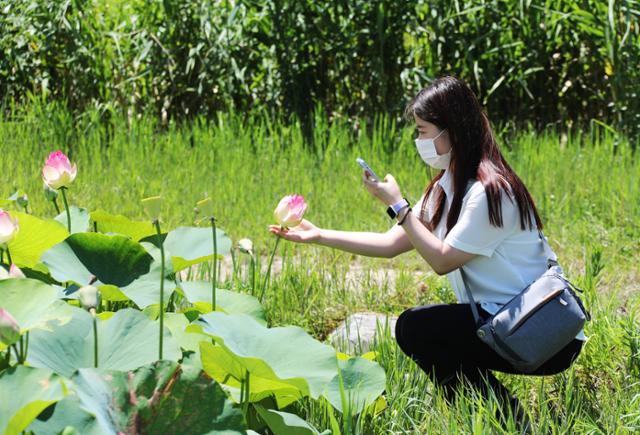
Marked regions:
[459,230,558,328]
[460,267,483,328]
[538,230,559,268]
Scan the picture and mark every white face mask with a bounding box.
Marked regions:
[414,129,450,169]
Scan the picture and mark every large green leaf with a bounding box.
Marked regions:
[28,396,102,435]
[163,226,231,272]
[254,406,329,435]
[119,260,177,308]
[90,210,156,241]
[40,233,153,287]
[322,356,386,415]
[0,279,73,352]
[180,281,266,325]
[0,366,66,435]
[54,206,90,234]
[69,361,246,434]
[163,312,209,352]
[28,308,181,378]
[6,212,68,268]
[198,312,337,408]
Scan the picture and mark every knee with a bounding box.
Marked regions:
[394,308,415,356]
[395,306,437,358]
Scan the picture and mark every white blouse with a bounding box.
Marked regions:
[412,169,586,340]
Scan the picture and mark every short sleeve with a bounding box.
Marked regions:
[444,185,519,257]
[411,193,428,220]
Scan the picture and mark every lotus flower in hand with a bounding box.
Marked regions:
[273,194,307,228]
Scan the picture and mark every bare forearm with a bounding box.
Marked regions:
[397,211,474,274]
[315,229,393,258]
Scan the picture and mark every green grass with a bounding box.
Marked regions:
[1,108,639,433]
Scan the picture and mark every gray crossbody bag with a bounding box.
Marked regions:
[460,232,590,373]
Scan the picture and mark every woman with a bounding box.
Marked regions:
[268,76,585,421]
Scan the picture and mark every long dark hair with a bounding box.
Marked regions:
[405,76,542,234]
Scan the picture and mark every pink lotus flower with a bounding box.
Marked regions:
[273,194,307,228]
[0,308,20,346]
[0,209,19,245]
[42,150,77,190]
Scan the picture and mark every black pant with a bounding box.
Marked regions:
[395,303,583,404]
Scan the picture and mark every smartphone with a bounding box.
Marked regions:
[356,157,381,182]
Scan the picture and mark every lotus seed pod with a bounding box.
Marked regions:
[141,195,162,220]
[196,197,214,217]
[0,308,20,346]
[78,285,102,311]
[238,238,253,254]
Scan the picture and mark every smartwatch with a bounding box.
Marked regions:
[386,198,410,219]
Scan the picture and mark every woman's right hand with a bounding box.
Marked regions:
[268,219,321,244]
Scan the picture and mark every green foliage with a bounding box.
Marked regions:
[1,0,638,139]
[27,308,181,377]
[6,212,68,269]
[30,361,247,434]
[180,281,267,325]
[41,232,154,287]
[198,312,339,407]
[0,279,73,352]
[0,366,66,435]
[54,206,90,234]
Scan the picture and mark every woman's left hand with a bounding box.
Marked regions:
[362,172,404,206]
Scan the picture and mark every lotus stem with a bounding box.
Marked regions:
[154,219,165,360]
[60,187,71,232]
[259,232,281,303]
[11,344,20,365]
[230,247,237,282]
[91,309,98,368]
[250,255,256,296]
[52,197,61,215]
[24,331,29,362]
[242,370,251,415]
[210,217,217,311]
[4,247,12,266]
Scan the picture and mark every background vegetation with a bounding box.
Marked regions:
[1,0,639,142]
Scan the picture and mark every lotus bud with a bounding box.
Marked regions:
[273,194,307,228]
[0,209,19,245]
[0,308,20,346]
[141,195,162,221]
[237,238,253,255]
[78,285,102,311]
[9,264,25,279]
[196,197,214,217]
[43,183,59,202]
[42,150,78,190]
